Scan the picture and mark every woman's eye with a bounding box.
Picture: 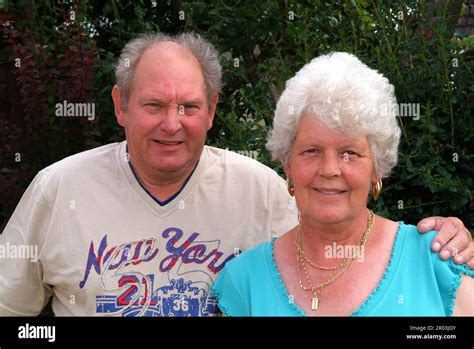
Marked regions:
[341,151,358,160]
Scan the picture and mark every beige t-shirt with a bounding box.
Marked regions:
[0,142,297,316]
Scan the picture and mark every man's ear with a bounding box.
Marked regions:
[112,85,126,127]
[207,94,219,130]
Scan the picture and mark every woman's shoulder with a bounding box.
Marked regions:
[396,221,438,249]
[211,239,275,316]
[394,221,473,278]
[382,220,436,262]
[224,239,273,273]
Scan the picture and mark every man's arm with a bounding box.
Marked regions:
[417,217,473,269]
[0,172,53,315]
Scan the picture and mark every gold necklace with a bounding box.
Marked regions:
[295,210,375,311]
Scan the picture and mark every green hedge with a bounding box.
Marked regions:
[1,0,472,232]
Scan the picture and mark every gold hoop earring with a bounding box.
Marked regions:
[286,178,295,197]
[371,179,382,201]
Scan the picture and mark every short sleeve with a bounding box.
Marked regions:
[433,256,474,316]
[211,266,250,316]
[0,171,53,315]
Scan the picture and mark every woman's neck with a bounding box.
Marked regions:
[299,209,372,264]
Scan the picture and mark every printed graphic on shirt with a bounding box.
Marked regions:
[79,227,236,316]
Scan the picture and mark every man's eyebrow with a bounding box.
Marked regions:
[179,99,203,105]
[137,97,204,105]
[138,96,165,104]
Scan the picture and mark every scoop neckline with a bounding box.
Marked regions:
[267,221,406,316]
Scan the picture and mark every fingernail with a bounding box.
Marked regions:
[441,250,451,259]
[432,242,441,251]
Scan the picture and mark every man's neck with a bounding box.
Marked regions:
[130,159,198,203]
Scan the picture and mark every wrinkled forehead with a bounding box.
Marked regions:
[145,41,197,62]
[137,42,203,79]
[296,114,368,145]
[132,42,207,98]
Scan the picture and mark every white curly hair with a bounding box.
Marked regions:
[266,52,401,178]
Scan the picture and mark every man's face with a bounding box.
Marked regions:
[113,42,217,179]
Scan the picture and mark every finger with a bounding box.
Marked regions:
[440,234,472,261]
[466,256,474,270]
[433,217,469,253]
[453,242,474,268]
[427,220,459,252]
[417,216,445,233]
[417,217,439,233]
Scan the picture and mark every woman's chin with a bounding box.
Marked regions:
[307,208,350,225]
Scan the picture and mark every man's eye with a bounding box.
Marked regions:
[178,104,199,114]
[184,104,199,110]
[145,103,162,109]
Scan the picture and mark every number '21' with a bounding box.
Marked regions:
[117,275,156,306]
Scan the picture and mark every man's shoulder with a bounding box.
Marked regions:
[38,142,122,184]
[203,145,283,180]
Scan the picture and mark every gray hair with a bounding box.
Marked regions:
[266,52,401,179]
[115,32,222,111]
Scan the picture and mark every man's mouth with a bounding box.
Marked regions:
[153,140,184,145]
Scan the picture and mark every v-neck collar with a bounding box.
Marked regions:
[128,156,198,207]
[117,141,206,217]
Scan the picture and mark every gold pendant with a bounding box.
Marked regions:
[311,297,319,310]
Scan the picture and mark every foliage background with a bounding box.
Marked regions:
[0,0,473,233]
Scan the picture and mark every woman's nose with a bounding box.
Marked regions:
[319,153,342,177]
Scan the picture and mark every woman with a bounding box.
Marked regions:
[211,52,473,316]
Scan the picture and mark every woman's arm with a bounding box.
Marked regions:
[453,275,474,316]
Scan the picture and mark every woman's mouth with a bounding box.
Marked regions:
[314,188,347,195]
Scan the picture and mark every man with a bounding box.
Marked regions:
[0,32,472,316]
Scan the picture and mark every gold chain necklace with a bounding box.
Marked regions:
[295,210,375,311]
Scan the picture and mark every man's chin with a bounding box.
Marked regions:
[148,158,195,174]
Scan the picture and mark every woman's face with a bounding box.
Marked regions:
[285,115,377,226]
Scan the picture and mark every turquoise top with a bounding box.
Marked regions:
[211,222,473,316]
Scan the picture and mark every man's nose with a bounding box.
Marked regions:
[160,106,183,134]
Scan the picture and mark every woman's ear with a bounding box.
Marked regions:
[371,169,379,185]
[284,162,292,180]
